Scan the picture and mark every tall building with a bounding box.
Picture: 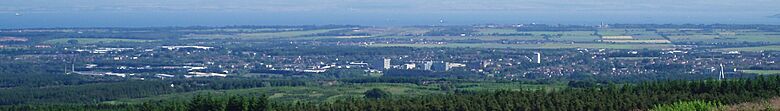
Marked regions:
[535,52,542,64]
[371,58,391,70]
[421,61,434,70]
[719,64,725,80]
[432,61,449,71]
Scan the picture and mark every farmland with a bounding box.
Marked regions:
[367,43,675,49]
[597,29,655,36]
[741,70,780,75]
[4,24,780,111]
[476,28,519,34]
[600,35,671,43]
[601,39,672,43]
[716,45,780,52]
[377,36,547,41]
[43,38,156,44]
[185,28,344,40]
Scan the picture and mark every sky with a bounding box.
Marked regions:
[1,0,780,27]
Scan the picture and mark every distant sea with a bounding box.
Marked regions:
[1,11,779,28]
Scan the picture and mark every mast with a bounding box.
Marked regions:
[719,64,725,80]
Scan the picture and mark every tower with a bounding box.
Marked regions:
[431,61,449,71]
[599,22,609,28]
[383,58,391,69]
[371,58,391,70]
[422,61,433,70]
[719,64,725,80]
[67,51,76,75]
[534,52,541,64]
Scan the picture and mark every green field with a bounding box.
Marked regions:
[285,35,375,40]
[178,28,302,33]
[377,35,599,42]
[602,39,671,44]
[716,45,780,52]
[43,38,156,44]
[386,36,547,41]
[521,31,595,36]
[476,28,519,34]
[107,82,562,104]
[597,29,655,36]
[186,28,343,40]
[741,70,780,75]
[550,36,601,42]
[368,43,674,49]
[669,34,780,43]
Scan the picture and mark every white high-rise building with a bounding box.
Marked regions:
[719,64,725,80]
[422,61,433,70]
[371,58,391,70]
[535,52,542,64]
[382,58,391,69]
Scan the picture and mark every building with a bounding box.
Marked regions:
[432,61,449,71]
[535,52,541,63]
[420,61,434,70]
[371,58,391,70]
[403,63,416,69]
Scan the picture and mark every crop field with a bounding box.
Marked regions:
[43,38,156,44]
[597,29,655,36]
[741,70,780,75]
[716,45,780,52]
[185,28,343,40]
[601,36,633,39]
[178,28,303,33]
[107,82,558,104]
[631,35,666,40]
[367,43,674,49]
[285,36,375,40]
[722,35,780,43]
[376,36,547,41]
[520,31,595,36]
[382,30,599,42]
[668,35,719,42]
[376,36,600,42]
[548,35,601,42]
[476,28,519,34]
[668,31,780,43]
[602,40,672,44]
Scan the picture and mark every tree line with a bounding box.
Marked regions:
[5,76,780,110]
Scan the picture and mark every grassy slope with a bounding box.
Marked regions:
[107,82,563,104]
[722,97,780,110]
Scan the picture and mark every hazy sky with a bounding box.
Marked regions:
[2,0,779,13]
[1,0,780,27]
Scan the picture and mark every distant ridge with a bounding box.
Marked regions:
[769,14,780,18]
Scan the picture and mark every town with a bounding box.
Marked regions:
[3,24,780,110]
[2,24,778,81]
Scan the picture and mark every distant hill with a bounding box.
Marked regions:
[769,14,780,18]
